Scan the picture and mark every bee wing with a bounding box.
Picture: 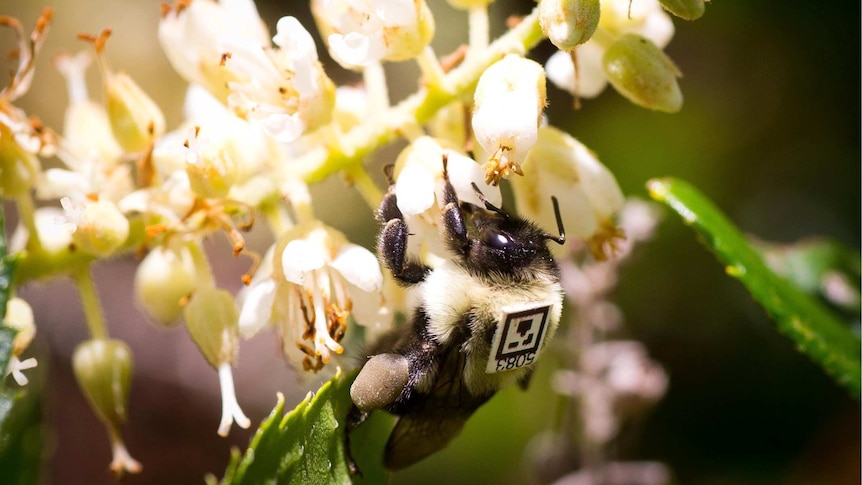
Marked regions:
[384,345,493,470]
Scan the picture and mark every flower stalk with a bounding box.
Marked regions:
[73,265,108,340]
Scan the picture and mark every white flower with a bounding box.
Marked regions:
[472,54,546,185]
[159,0,270,103]
[181,127,238,199]
[511,126,624,259]
[545,0,674,99]
[118,170,195,223]
[224,16,336,142]
[311,0,435,69]
[39,53,133,204]
[159,86,281,207]
[54,51,123,168]
[58,197,130,257]
[239,221,386,373]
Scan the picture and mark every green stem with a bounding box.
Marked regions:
[345,164,383,211]
[14,193,42,253]
[261,202,293,238]
[73,265,108,340]
[298,6,545,184]
[415,46,447,91]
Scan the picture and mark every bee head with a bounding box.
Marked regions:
[464,183,565,277]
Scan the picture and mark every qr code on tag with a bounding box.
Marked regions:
[486,302,552,374]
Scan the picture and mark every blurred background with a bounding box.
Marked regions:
[1,0,859,483]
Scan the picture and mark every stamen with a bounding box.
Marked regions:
[216,362,250,437]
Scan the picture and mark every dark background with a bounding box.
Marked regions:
[2,0,859,483]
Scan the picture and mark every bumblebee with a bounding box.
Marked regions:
[348,156,565,470]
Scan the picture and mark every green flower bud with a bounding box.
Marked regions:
[539,0,601,50]
[659,0,705,21]
[183,287,239,368]
[134,243,201,326]
[0,123,40,197]
[70,199,130,256]
[602,34,682,112]
[105,71,166,152]
[73,339,133,430]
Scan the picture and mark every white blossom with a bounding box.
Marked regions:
[472,54,546,185]
[311,0,435,69]
[159,0,270,102]
[225,16,336,142]
[511,126,624,259]
[239,221,386,373]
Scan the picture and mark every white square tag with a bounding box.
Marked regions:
[485,301,553,374]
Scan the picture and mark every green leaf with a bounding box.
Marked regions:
[220,370,388,485]
[648,178,861,397]
[0,203,14,321]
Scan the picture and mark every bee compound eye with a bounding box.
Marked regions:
[482,229,513,251]
[350,353,409,411]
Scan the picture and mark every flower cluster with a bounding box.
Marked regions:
[0,0,704,477]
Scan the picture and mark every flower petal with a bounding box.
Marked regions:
[281,237,327,284]
[330,243,382,293]
[238,278,277,338]
[395,160,435,216]
[442,152,502,208]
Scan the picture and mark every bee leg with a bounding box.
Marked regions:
[345,405,369,476]
[439,156,472,256]
[377,188,430,285]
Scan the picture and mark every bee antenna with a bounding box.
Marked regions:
[383,164,396,185]
[470,182,507,217]
[544,196,566,245]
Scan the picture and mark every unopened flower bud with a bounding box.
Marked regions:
[65,198,130,256]
[0,123,40,197]
[540,0,601,50]
[135,243,202,326]
[472,54,546,185]
[72,338,140,475]
[183,287,239,368]
[4,297,35,355]
[105,71,166,152]
[602,34,682,112]
[658,0,705,21]
[73,339,134,432]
